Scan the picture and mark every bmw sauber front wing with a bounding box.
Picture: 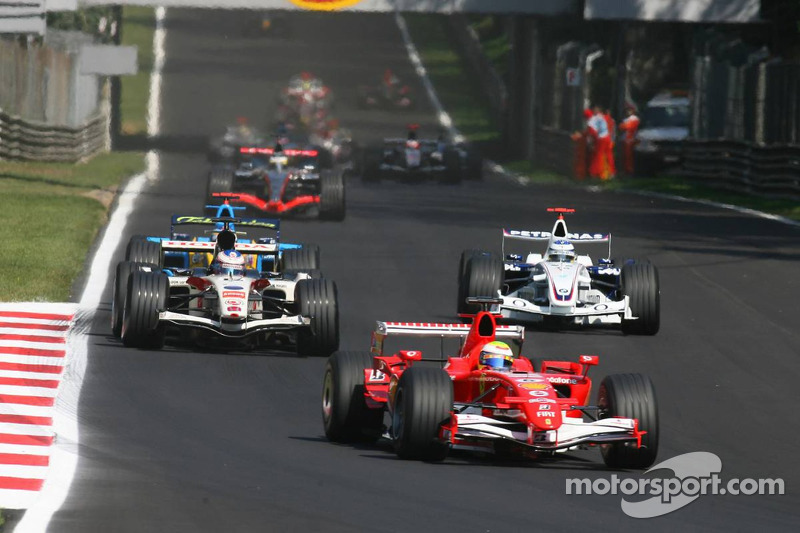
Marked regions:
[498,295,632,326]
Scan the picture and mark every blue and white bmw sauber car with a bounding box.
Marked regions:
[457,208,660,335]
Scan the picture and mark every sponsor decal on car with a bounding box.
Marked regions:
[223,291,246,299]
[224,285,244,290]
[520,383,548,390]
[547,377,579,385]
[227,306,242,312]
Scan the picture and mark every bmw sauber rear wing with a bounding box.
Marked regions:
[502,229,611,259]
[502,229,610,242]
[370,321,524,357]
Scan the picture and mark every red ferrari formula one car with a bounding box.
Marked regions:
[322,299,658,467]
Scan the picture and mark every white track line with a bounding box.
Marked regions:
[14,8,168,533]
[394,12,464,144]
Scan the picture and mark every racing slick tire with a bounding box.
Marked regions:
[207,167,234,200]
[121,271,169,349]
[319,171,346,221]
[111,261,160,338]
[442,148,461,184]
[391,366,453,461]
[322,351,384,443]
[598,373,659,469]
[125,236,162,267]
[295,278,339,357]
[456,249,488,314]
[620,262,660,335]
[460,253,503,315]
[282,245,320,272]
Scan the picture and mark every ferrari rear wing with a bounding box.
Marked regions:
[370,321,524,357]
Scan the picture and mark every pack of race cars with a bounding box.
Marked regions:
[112,72,661,470]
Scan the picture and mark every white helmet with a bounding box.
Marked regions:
[213,249,246,278]
[547,239,576,262]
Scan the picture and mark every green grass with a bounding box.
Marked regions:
[120,6,155,135]
[404,15,501,143]
[0,152,146,301]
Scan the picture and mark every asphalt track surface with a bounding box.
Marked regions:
[49,9,799,532]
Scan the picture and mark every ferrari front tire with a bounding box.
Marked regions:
[391,366,452,461]
[598,373,659,469]
[322,351,383,443]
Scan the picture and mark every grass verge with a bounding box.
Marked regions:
[0,7,154,301]
[0,153,146,301]
[405,15,800,222]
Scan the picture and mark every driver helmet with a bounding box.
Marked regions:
[479,341,514,370]
[213,249,245,278]
[547,239,576,262]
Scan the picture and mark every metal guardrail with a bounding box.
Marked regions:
[0,110,109,162]
[681,140,800,199]
[446,14,508,128]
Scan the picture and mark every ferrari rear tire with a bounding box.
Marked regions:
[598,373,659,469]
[392,366,452,461]
[282,245,320,272]
[207,167,234,200]
[319,171,346,221]
[461,254,503,315]
[121,271,168,349]
[322,351,384,443]
[621,262,660,335]
[296,278,339,357]
[125,237,162,267]
[112,261,159,337]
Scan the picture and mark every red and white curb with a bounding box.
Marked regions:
[0,304,76,510]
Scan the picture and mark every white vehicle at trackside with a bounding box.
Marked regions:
[457,209,660,335]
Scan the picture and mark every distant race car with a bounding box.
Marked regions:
[457,208,660,335]
[357,69,414,110]
[321,301,658,467]
[207,143,345,220]
[208,121,267,164]
[111,217,338,356]
[361,126,483,183]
